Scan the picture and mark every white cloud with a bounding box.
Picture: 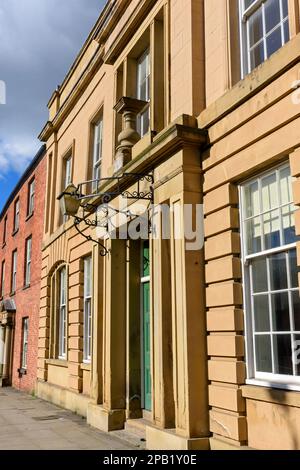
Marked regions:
[0,0,105,185]
[0,138,38,179]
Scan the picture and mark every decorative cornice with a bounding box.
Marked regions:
[88,118,207,209]
[103,0,158,65]
[39,45,105,142]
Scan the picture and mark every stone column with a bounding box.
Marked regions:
[169,192,209,444]
[87,238,127,432]
[90,243,104,405]
[152,209,175,429]
[147,146,210,450]
[113,97,147,173]
[204,182,246,447]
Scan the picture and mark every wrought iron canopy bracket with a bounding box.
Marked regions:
[63,172,154,256]
[75,172,154,206]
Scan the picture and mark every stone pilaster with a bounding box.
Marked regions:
[88,238,127,432]
[68,259,83,393]
[204,182,247,447]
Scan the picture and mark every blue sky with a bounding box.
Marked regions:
[0,0,106,212]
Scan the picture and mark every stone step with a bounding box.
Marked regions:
[110,429,146,450]
[125,418,148,438]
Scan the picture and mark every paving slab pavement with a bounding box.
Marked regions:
[0,388,135,450]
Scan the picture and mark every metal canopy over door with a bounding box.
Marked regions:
[141,240,151,411]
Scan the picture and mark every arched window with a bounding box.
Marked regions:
[49,264,68,360]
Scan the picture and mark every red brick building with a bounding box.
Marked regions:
[0,145,46,393]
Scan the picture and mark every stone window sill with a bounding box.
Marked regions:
[26,212,34,222]
[242,384,300,408]
[12,229,19,237]
[46,359,68,368]
[81,362,91,371]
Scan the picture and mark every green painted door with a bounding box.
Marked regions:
[142,242,151,411]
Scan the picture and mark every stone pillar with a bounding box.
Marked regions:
[147,146,210,450]
[113,97,148,173]
[204,183,247,447]
[169,191,209,445]
[87,238,127,432]
[90,243,104,404]
[152,209,175,429]
[68,260,83,394]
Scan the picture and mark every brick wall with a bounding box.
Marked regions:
[0,153,46,393]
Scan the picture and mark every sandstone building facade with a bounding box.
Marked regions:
[0,146,46,393]
[37,0,300,450]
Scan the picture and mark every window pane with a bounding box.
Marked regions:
[60,268,66,305]
[141,108,150,136]
[143,241,150,277]
[289,249,298,288]
[282,205,297,245]
[263,209,280,249]
[293,334,300,375]
[254,295,270,332]
[252,257,268,293]
[293,291,300,331]
[262,173,278,211]
[282,0,288,18]
[269,252,287,291]
[265,0,281,34]
[283,19,290,42]
[271,292,290,331]
[279,167,292,205]
[84,257,92,297]
[246,217,262,254]
[273,334,293,375]
[139,81,147,101]
[244,181,260,217]
[250,42,265,70]
[244,0,256,9]
[255,335,272,372]
[266,26,283,57]
[249,8,264,46]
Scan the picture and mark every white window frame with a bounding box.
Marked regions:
[239,0,289,77]
[11,250,17,294]
[1,261,5,297]
[28,179,35,216]
[240,163,300,390]
[21,317,29,370]
[58,267,67,360]
[25,236,32,287]
[14,199,20,232]
[92,119,103,192]
[83,256,92,363]
[137,49,150,138]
